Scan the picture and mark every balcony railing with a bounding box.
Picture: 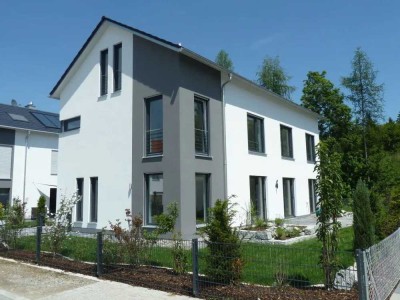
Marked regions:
[195,128,209,155]
[146,129,163,155]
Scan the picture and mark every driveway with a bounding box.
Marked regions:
[0,257,194,300]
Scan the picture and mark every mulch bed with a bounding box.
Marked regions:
[0,250,358,299]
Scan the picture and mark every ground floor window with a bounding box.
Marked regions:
[249,176,266,221]
[0,188,10,208]
[145,173,164,225]
[196,174,210,224]
[90,177,98,222]
[76,178,83,221]
[308,179,317,213]
[283,178,295,218]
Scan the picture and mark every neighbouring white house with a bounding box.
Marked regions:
[49,17,319,238]
[0,101,59,219]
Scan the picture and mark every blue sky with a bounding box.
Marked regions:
[1,1,399,120]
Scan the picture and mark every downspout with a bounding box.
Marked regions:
[221,73,232,199]
[22,130,30,205]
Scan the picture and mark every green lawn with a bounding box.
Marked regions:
[14,227,354,286]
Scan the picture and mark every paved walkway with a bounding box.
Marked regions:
[285,212,353,228]
[391,282,400,300]
[0,257,194,300]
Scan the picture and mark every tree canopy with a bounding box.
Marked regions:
[215,50,234,71]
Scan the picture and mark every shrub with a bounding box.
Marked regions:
[353,179,375,250]
[37,196,47,225]
[275,218,284,227]
[0,203,4,221]
[200,199,243,284]
[0,198,25,248]
[287,227,301,238]
[275,227,287,240]
[254,217,266,230]
[171,232,188,275]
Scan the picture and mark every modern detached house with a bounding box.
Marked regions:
[0,101,59,218]
[50,17,319,238]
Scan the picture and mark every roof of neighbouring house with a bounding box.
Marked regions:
[49,16,320,120]
[0,103,60,134]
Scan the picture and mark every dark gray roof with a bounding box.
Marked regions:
[0,103,60,134]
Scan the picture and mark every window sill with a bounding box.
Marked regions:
[111,90,121,97]
[143,225,158,229]
[281,156,295,161]
[307,160,316,164]
[98,94,107,101]
[142,155,163,162]
[248,151,267,157]
[195,154,213,160]
[73,221,83,227]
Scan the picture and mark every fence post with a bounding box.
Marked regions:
[35,214,43,264]
[96,232,103,277]
[192,238,199,297]
[356,249,369,300]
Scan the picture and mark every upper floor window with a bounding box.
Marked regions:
[194,96,209,155]
[62,116,80,132]
[50,150,58,175]
[247,114,264,153]
[0,145,12,179]
[146,96,163,155]
[100,49,108,95]
[280,125,293,158]
[113,43,122,92]
[306,134,316,162]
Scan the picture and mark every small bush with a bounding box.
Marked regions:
[171,232,188,275]
[0,198,25,248]
[37,196,47,225]
[275,218,284,227]
[287,227,301,238]
[275,227,287,240]
[0,203,4,220]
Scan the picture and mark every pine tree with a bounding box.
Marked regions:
[215,50,234,71]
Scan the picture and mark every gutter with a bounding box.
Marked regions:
[22,130,30,205]
[221,73,232,199]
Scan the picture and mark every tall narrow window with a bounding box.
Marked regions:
[194,97,209,155]
[100,49,108,95]
[306,134,316,162]
[249,176,266,221]
[282,178,295,218]
[0,145,12,179]
[90,177,98,222]
[146,96,163,155]
[247,115,264,153]
[196,174,210,224]
[76,178,84,222]
[113,43,122,92]
[50,150,58,175]
[280,125,293,158]
[0,188,10,208]
[308,179,317,213]
[145,174,164,225]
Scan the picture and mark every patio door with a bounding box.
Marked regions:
[283,178,295,218]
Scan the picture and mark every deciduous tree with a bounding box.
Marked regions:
[215,50,234,71]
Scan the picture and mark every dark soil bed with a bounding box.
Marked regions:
[0,250,358,299]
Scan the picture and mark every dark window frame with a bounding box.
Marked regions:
[282,178,295,218]
[195,173,210,225]
[249,176,267,221]
[247,114,265,153]
[194,96,209,155]
[306,134,316,162]
[145,95,163,156]
[308,179,317,213]
[76,178,84,222]
[100,49,108,96]
[61,116,81,132]
[113,43,122,92]
[280,125,293,158]
[90,177,98,222]
[145,173,164,225]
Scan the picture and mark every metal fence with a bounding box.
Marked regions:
[358,227,400,300]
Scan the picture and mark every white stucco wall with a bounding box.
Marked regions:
[58,23,133,229]
[224,77,320,225]
[11,130,58,218]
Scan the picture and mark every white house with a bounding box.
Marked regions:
[49,17,319,238]
[0,101,59,218]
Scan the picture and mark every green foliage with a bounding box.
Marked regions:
[315,140,343,288]
[301,71,352,140]
[275,227,287,240]
[201,199,243,284]
[37,196,47,225]
[0,203,4,220]
[352,180,375,250]
[257,56,295,99]
[274,218,284,227]
[171,232,188,275]
[215,49,234,71]
[154,202,179,235]
[0,198,25,248]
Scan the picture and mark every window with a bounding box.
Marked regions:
[50,150,58,175]
[0,145,12,179]
[194,97,209,155]
[306,134,316,162]
[249,176,266,221]
[113,43,122,92]
[247,115,264,153]
[308,179,317,214]
[146,96,163,155]
[100,49,108,95]
[62,116,80,132]
[196,174,210,224]
[8,113,29,122]
[282,178,295,218]
[90,177,98,222]
[145,174,164,225]
[280,125,293,158]
[76,178,84,222]
[0,188,10,208]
